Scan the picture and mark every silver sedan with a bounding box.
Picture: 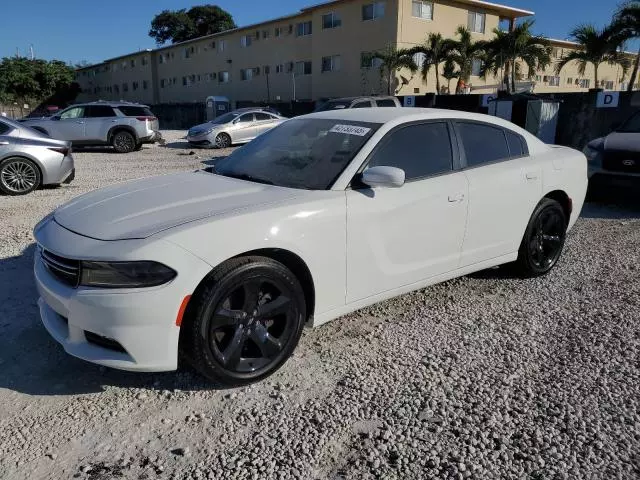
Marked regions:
[187,109,286,148]
[0,116,75,195]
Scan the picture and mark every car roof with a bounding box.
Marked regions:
[324,96,396,103]
[304,107,505,125]
[75,101,151,108]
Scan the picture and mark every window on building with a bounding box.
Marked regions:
[322,12,342,29]
[122,61,127,69]
[471,58,483,76]
[161,79,166,88]
[321,55,341,72]
[579,79,590,88]
[276,64,284,73]
[413,52,426,69]
[296,21,312,36]
[264,65,271,74]
[85,105,116,117]
[159,54,165,64]
[263,30,269,39]
[468,11,486,33]
[295,61,312,75]
[210,41,216,49]
[605,80,614,90]
[362,1,385,21]
[366,123,453,181]
[254,66,261,76]
[132,81,139,91]
[567,77,573,84]
[287,62,294,73]
[288,24,294,35]
[361,52,383,69]
[275,26,282,37]
[130,59,136,67]
[142,57,148,66]
[114,85,120,93]
[255,30,261,40]
[122,83,128,92]
[241,35,252,47]
[241,68,253,81]
[412,1,434,20]
[548,76,560,86]
[457,122,510,167]
[218,40,227,52]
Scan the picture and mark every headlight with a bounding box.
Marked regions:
[582,145,601,162]
[80,261,177,288]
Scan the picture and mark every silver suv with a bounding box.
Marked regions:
[20,101,160,153]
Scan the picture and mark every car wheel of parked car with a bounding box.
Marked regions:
[0,157,41,195]
[112,131,136,153]
[515,198,567,277]
[182,256,306,386]
[214,133,232,149]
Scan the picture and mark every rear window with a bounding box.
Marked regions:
[376,99,397,107]
[85,105,116,117]
[117,106,154,117]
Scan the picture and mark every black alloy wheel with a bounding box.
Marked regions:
[516,198,567,277]
[183,256,306,386]
[112,131,136,153]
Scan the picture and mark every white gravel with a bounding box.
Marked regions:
[0,133,639,479]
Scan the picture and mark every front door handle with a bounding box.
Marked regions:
[525,172,538,180]
[448,193,465,202]
[76,121,85,124]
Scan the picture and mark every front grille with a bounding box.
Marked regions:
[40,248,80,287]
[84,331,127,353]
[602,150,640,173]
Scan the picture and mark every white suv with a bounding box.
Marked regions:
[21,102,161,153]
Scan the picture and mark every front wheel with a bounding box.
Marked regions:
[182,256,306,386]
[515,198,567,277]
[0,157,41,195]
[214,133,231,149]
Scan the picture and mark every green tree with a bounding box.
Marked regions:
[482,20,552,93]
[611,1,640,91]
[447,26,485,93]
[555,24,627,89]
[149,4,236,45]
[410,33,455,94]
[441,58,459,94]
[372,45,418,95]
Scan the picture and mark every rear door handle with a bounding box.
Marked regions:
[525,172,538,180]
[448,193,465,202]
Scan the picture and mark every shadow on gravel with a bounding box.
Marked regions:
[163,140,192,150]
[0,244,224,396]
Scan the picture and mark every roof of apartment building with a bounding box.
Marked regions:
[77,0,535,71]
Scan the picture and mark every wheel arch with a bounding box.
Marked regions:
[543,190,572,225]
[108,125,139,143]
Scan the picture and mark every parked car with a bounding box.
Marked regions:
[187,109,286,148]
[314,96,402,112]
[20,101,160,153]
[34,108,587,386]
[584,111,640,188]
[0,117,74,195]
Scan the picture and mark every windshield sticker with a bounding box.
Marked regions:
[329,124,371,136]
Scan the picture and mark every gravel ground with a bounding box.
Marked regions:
[0,133,639,480]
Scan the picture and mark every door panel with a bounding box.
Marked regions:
[54,107,86,141]
[231,113,257,143]
[84,105,117,141]
[346,173,469,303]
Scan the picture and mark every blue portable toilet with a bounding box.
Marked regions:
[206,96,231,121]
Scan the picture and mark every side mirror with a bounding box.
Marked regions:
[361,166,405,188]
[51,115,61,121]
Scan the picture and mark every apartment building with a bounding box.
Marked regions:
[75,0,631,106]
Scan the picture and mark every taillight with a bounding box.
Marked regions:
[136,116,157,122]
[48,146,69,156]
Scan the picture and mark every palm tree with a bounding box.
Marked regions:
[447,26,485,93]
[556,24,626,89]
[409,33,455,94]
[611,1,640,91]
[482,20,552,93]
[372,45,418,95]
[441,58,459,94]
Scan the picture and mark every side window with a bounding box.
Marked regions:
[238,114,255,123]
[0,121,10,135]
[366,122,453,181]
[60,107,85,119]
[457,122,510,167]
[505,130,527,157]
[254,112,272,121]
[85,106,116,118]
[352,101,372,109]
[376,99,397,107]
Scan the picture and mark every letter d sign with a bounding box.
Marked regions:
[597,91,619,108]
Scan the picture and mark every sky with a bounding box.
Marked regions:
[0,0,628,65]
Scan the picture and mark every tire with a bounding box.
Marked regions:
[0,157,41,195]
[515,198,567,278]
[111,130,136,153]
[182,256,306,386]
[214,133,232,149]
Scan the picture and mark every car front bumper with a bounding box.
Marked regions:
[33,218,213,372]
[187,132,215,147]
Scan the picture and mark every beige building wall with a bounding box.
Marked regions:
[75,0,633,106]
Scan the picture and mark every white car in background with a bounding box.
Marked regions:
[33,108,587,386]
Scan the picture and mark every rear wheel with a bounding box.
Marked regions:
[0,157,41,195]
[112,131,136,153]
[214,133,231,149]
[515,198,567,277]
[182,256,306,386]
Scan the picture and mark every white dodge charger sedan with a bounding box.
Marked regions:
[34,108,587,386]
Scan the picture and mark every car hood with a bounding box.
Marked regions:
[53,171,302,241]
[602,131,640,152]
[188,122,223,134]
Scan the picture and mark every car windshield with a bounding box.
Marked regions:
[210,112,240,125]
[314,100,353,112]
[213,118,380,190]
[617,112,640,133]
